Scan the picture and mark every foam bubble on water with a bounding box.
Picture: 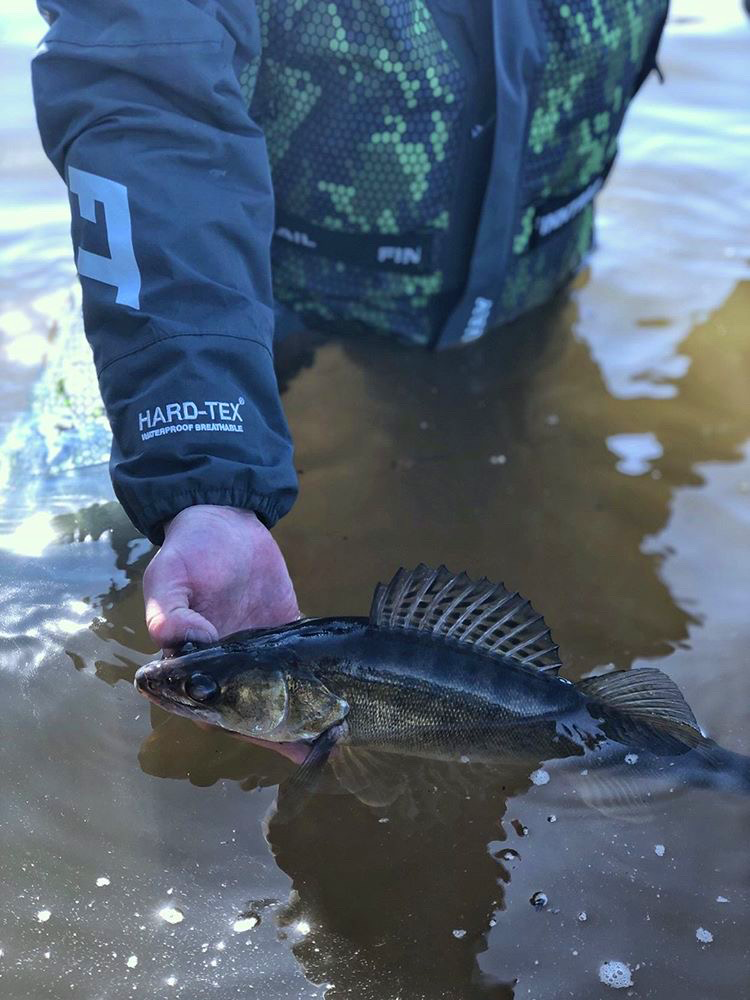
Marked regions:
[654,844,665,857]
[96,877,110,887]
[452,929,466,939]
[36,910,51,923]
[696,927,713,944]
[158,906,184,925]
[126,956,138,969]
[599,961,633,989]
[606,433,662,476]
[530,768,550,786]
[165,975,178,987]
[624,753,639,765]
[233,916,259,933]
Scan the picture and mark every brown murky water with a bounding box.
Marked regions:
[1,5,749,998]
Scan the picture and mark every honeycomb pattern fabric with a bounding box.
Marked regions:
[245,0,468,344]
[499,0,669,322]
[237,1,667,345]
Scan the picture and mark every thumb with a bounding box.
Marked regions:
[145,598,219,649]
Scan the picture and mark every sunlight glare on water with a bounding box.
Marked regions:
[0,511,58,557]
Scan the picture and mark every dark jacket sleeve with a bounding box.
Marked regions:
[31,0,297,544]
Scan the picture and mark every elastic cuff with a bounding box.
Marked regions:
[132,488,283,546]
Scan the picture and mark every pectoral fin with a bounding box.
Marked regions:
[275,723,345,820]
[331,746,407,807]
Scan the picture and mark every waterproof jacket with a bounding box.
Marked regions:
[32,1,668,542]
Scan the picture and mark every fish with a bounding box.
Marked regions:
[134,564,750,812]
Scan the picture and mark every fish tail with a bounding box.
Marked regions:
[691,743,750,796]
[577,668,750,797]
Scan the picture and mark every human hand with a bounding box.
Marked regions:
[143,505,299,649]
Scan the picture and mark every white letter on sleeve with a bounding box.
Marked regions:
[67,166,141,309]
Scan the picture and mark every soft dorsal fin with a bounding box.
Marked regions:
[369,564,562,673]
[577,668,701,734]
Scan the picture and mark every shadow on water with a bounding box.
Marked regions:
[138,720,530,999]
[51,278,749,999]
[275,284,699,677]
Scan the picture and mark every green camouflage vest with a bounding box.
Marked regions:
[241,0,668,347]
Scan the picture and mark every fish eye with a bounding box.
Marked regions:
[184,673,219,703]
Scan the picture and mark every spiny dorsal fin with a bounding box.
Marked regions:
[369,564,562,673]
[578,668,701,734]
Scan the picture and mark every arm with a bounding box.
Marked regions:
[32,0,299,640]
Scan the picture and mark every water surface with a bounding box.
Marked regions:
[0,4,749,998]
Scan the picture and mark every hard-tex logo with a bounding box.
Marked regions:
[138,398,245,441]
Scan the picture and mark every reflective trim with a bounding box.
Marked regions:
[68,166,141,310]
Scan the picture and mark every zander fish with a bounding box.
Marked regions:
[134,565,750,811]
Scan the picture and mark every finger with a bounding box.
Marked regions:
[145,600,219,649]
[143,547,219,648]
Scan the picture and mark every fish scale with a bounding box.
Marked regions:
[299,625,581,759]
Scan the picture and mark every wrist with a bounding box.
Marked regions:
[163,504,260,540]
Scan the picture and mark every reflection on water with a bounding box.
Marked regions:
[1,3,749,999]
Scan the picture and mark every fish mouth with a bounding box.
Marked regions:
[134,662,209,719]
[134,663,154,694]
[134,662,165,702]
